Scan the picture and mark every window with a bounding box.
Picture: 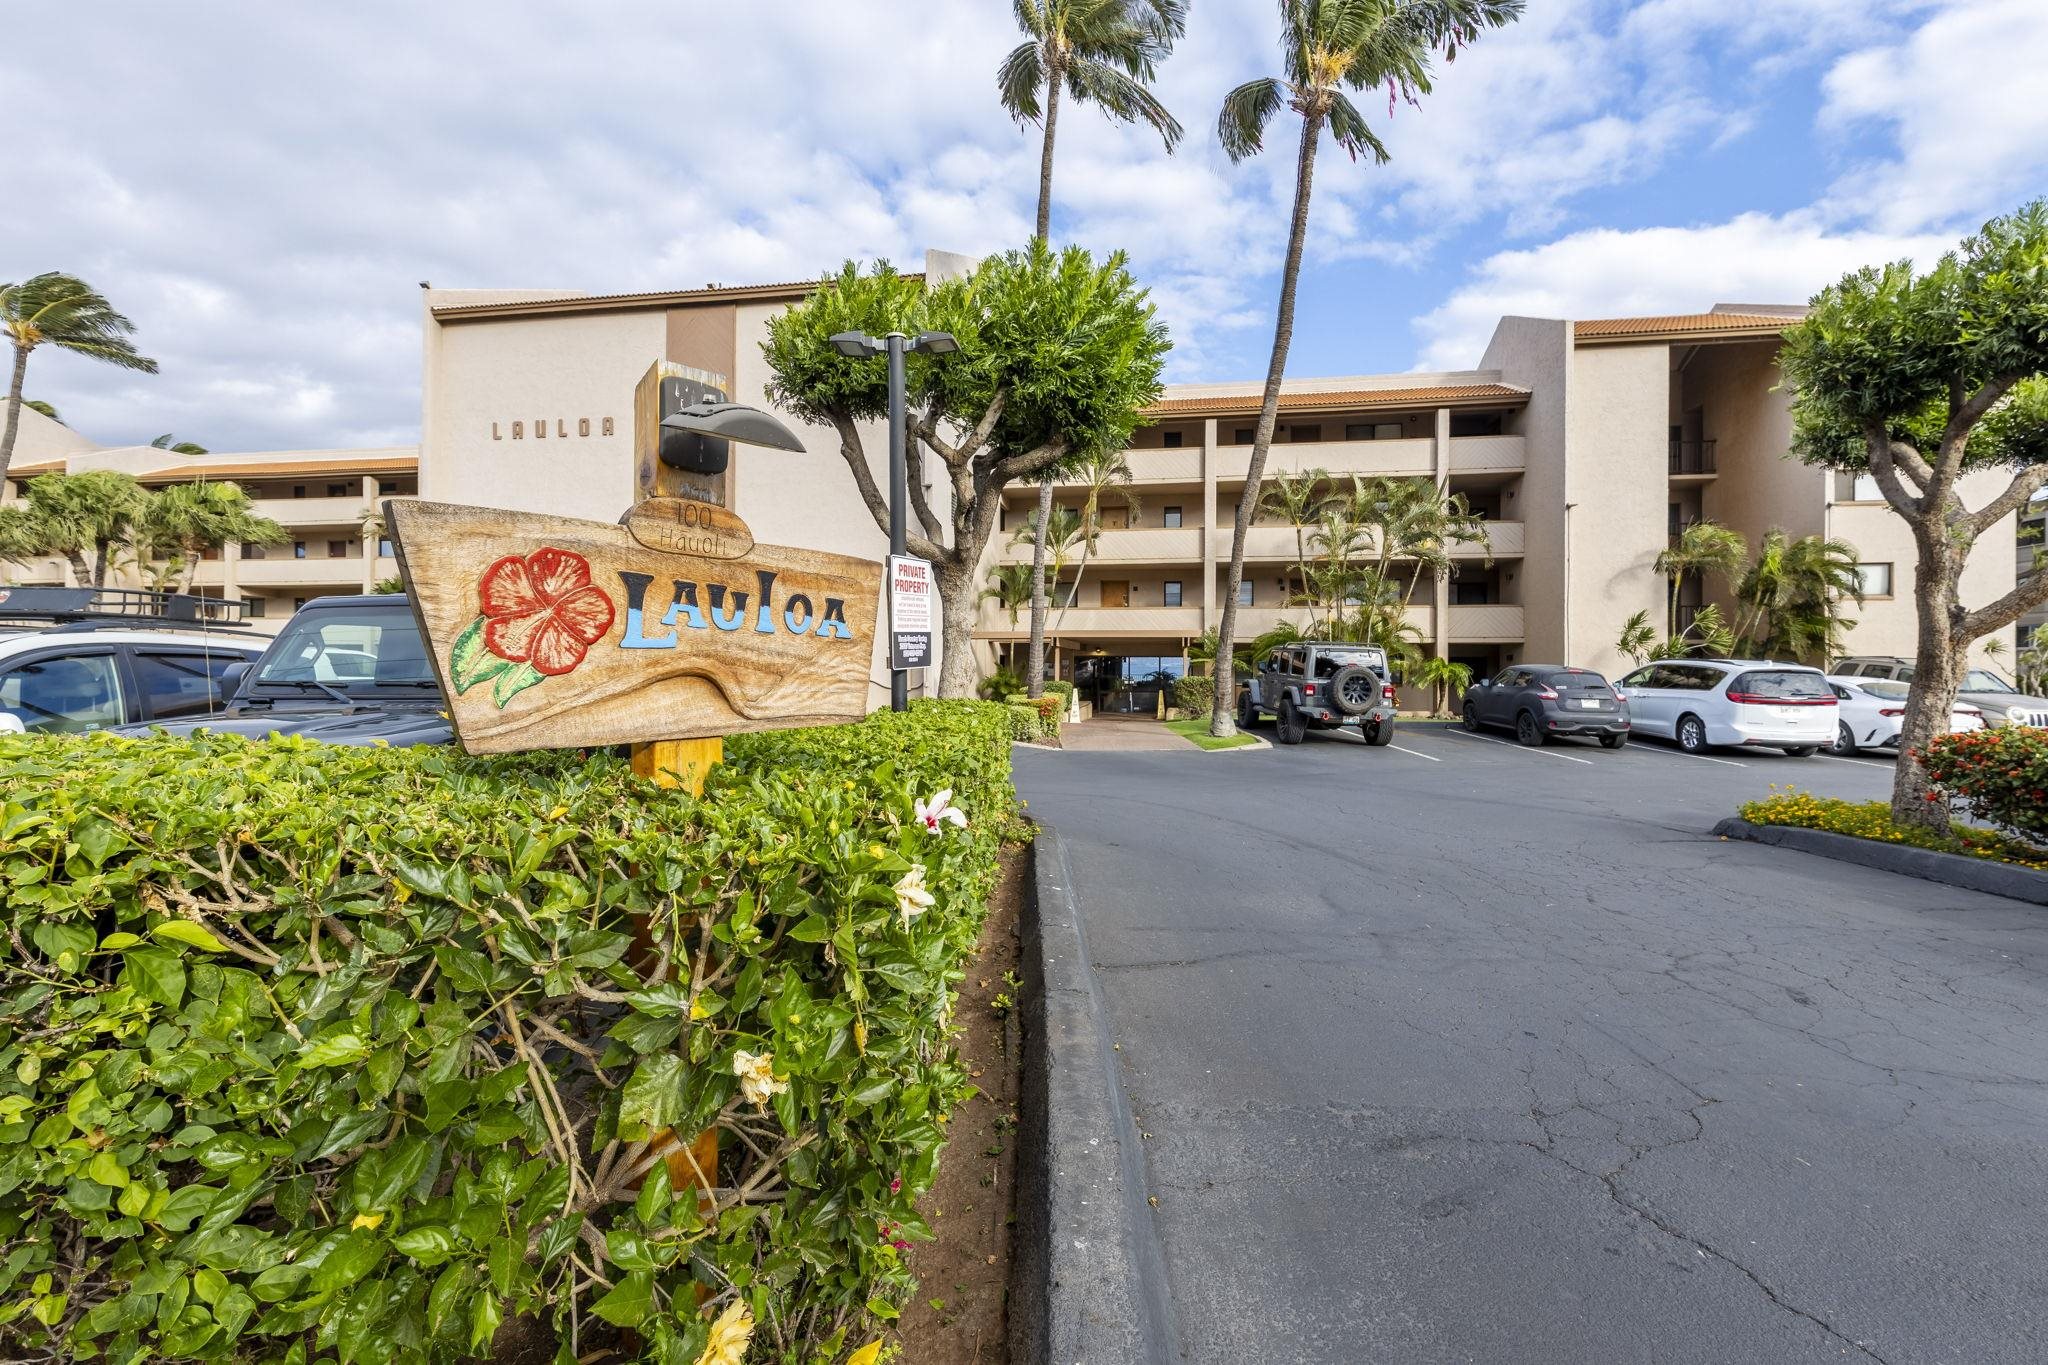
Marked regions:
[1450,413,1503,437]
[1163,580,1183,607]
[1344,422,1403,440]
[327,540,348,559]
[133,652,244,720]
[1287,424,1322,443]
[1961,669,2016,693]
[293,597,307,611]
[292,485,306,498]
[293,541,308,559]
[379,538,395,558]
[1238,580,1254,606]
[246,598,266,619]
[1856,562,1893,597]
[1162,431,1183,448]
[242,541,267,560]
[326,482,349,497]
[1453,581,1490,605]
[1851,473,1882,501]
[0,654,126,733]
[1233,427,1255,445]
[378,480,398,494]
[254,600,434,688]
[1728,670,1832,701]
[1163,506,1183,528]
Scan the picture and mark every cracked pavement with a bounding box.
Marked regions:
[1017,725,2047,1364]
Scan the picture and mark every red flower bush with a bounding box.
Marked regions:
[478,547,615,676]
[1920,726,2048,843]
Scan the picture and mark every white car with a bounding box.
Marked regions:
[1615,659,1838,756]
[1824,676,1983,755]
[0,588,263,734]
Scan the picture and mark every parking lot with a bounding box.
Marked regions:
[1019,721,2048,1364]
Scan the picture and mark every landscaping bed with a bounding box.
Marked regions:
[0,701,1020,1364]
[1738,790,2048,870]
[1163,718,1259,751]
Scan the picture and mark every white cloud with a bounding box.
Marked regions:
[1413,211,1959,369]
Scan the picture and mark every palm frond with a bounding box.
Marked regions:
[1065,57,1184,148]
[1325,91,1390,164]
[1218,77,1285,162]
[998,40,1047,122]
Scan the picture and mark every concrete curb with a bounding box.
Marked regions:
[1012,828,1180,1365]
[1713,817,2048,906]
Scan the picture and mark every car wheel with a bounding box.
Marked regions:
[1599,733,1627,750]
[1783,746,1816,757]
[1677,714,1708,754]
[1831,723,1857,756]
[1277,696,1306,745]
[1462,702,1481,732]
[1237,691,1260,729]
[1368,718,1396,746]
[1515,711,1546,746]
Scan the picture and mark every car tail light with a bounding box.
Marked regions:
[1382,684,1396,701]
[1303,683,1316,697]
[1879,707,1905,717]
[1611,687,1626,702]
[1535,688,1558,700]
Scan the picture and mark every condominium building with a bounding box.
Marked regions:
[2,403,418,629]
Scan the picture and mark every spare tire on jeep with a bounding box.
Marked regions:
[1327,664,1378,716]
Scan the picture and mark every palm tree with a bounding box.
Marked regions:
[982,561,1036,627]
[1734,530,1863,663]
[1257,466,1334,610]
[1003,0,1187,700]
[139,481,286,591]
[22,400,58,422]
[1616,609,1657,666]
[1,273,159,482]
[1653,520,1747,639]
[150,433,208,456]
[0,470,150,585]
[1411,654,1471,718]
[1054,449,1139,626]
[1010,504,1085,662]
[1208,0,1524,736]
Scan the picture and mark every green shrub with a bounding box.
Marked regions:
[1738,788,2048,868]
[1919,726,2048,842]
[1041,680,1074,712]
[0,700,1016,1363]
[976,667,1024,702]
[1170,674,1211,719]
[1005,703,1041,742]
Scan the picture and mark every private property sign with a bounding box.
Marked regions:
[387,498,883,754]
[888,554,934,671]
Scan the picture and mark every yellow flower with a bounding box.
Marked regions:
[695,1300,754,1365]
[869,843,887,861]
[732,1049,788,1108]
[350,1211,385,1230]
[893,865,936,929]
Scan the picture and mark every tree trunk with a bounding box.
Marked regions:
[1892,530,1964,831]
[935,560,982,699]
[1035,61,1061,244]
[1025,475,1054,696]
[1210,111,1323,736]
[0,344,29,485]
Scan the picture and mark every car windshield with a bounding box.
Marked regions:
[1858,679,1912,701]
[1960,669,2016,693]
[253,603,436,690]
[1730,669,1831,699]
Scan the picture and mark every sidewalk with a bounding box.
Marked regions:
[1057,715,1195,752]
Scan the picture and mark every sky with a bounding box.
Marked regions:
[8,0,2046,454]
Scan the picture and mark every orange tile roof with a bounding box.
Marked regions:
[431,275,916,321]
[1145,382,1528,419]
[140,455,417,482]
[1573,312,1794,343]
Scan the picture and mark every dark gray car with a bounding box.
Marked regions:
[1463,664,1630,748]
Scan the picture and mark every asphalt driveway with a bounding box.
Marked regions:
[1017,724,2048,1364]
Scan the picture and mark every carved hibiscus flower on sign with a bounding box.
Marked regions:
[448,547,615,708]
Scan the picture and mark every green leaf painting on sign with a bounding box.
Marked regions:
[448,616,512,695]
[491,661,545,708]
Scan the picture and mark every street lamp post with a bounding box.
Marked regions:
[829,329,958,710]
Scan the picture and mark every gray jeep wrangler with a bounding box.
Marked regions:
[1237,641,1398,746]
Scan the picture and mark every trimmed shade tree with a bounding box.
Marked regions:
[763,245,1169,698]
[1780,199,2048,830]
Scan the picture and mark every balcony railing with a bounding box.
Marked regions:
[1669,440,1717,475]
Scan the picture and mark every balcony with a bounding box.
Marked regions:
[191,556,376,589]
[1230,604,1435,640]
[1447,603,1524,642]
[1669,440,1717,476]
[975,603,1203,637]
[998,526,1202,565]
[250,495,372,527]
[1447,434,1526,473]
[1211,437,1436,483]
[1211,519,1524,562]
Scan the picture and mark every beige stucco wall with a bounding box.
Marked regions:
[2,404,101,465]
[1826,473,2017,668]
[1690,341,1823,563]
[1480,317,1570,666]
[1563,342,1671,675]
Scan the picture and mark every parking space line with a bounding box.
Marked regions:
[1440,729,1597,764]
[1818,754,1896,770]
[1622,743,1748,768]
[1389,744,1442,762]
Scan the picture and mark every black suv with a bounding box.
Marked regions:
[1237,641,1398,746]
[1463,664,1630,748]
[122,595,453,747]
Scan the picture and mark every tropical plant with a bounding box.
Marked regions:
[1616,609,1658,666]
[764,246,1168,697]
[1,272,159,482]
[21,399,58,422]
[982,561,1036,627]
[1731,530,1863,663]
[373,575,405,595]
[1001,0,1186,699]
[1781,200,2048,830]
[1257,465,1334,607]
[1206,0,1524,737]
[0,470,150,585]
[979,664,1027,700]
[1411,654,1471,717]
[1653,520,1747,638]
[138,480,286,591]
[150,433,207,455]
[1053,449,1139,632]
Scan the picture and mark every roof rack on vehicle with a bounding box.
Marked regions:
[0,586,251,632]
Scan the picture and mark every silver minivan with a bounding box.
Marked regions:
[1830,656,2048,729]
[1615,659,1837,756]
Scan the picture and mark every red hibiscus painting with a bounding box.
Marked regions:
[478,547,615,676]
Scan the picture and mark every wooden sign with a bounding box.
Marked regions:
[386,498,883,755]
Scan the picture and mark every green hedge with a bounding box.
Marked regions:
[1919,726,2048,842]
[1737,788,2048,869]
[0,700,1016,1363]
